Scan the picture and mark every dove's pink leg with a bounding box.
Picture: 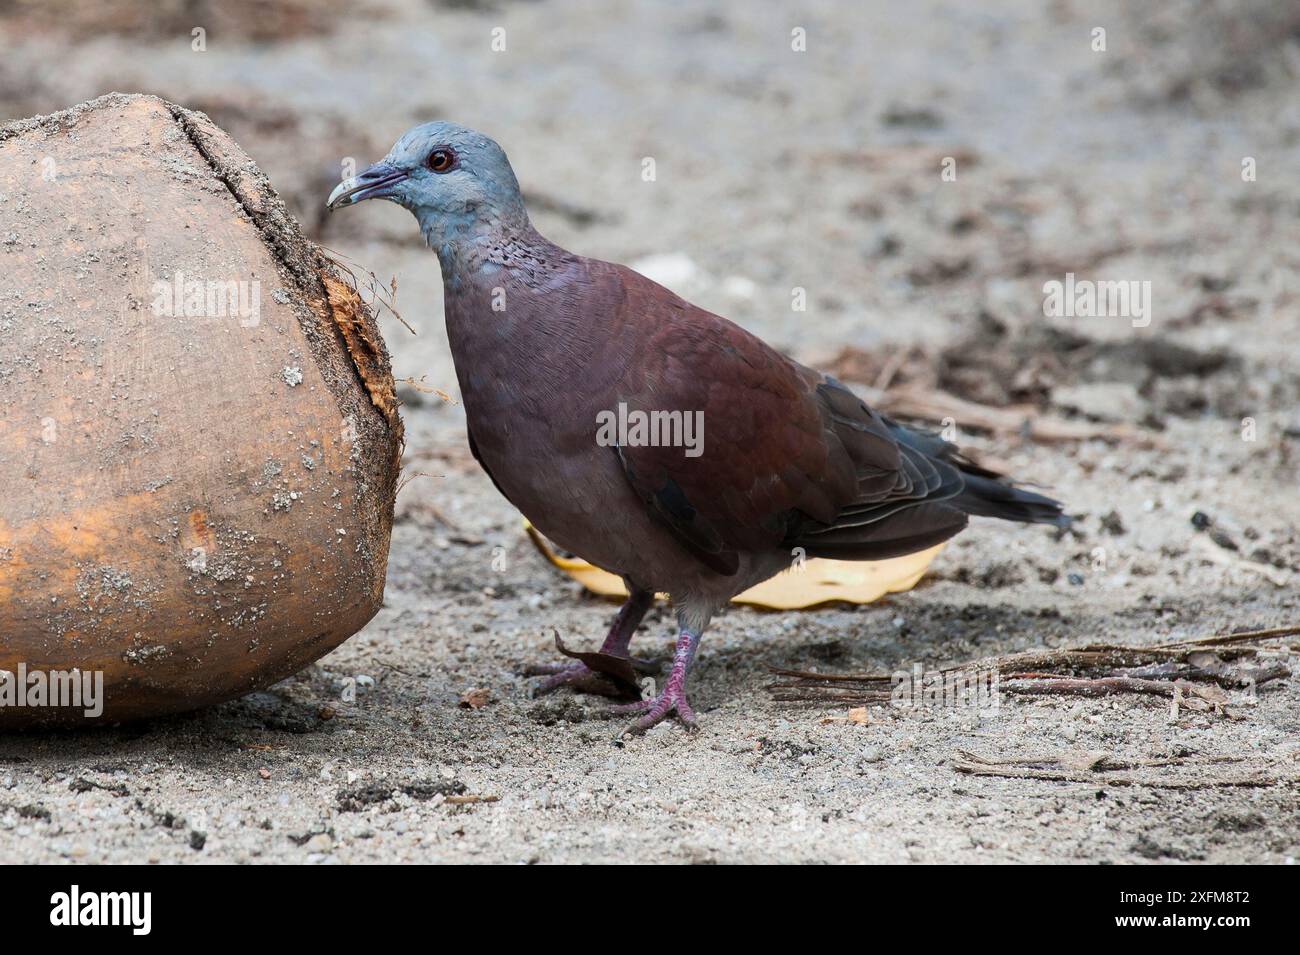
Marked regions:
[531,588,655,695]
[611,626,700,733]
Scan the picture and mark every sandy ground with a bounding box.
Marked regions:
[2,0,1299,863]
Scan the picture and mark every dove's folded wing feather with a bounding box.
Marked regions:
[609,265,970,576]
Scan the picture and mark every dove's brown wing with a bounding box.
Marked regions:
[609,265,970,576]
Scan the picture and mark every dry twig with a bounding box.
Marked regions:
[951,750,1293,789]
[769,625,1296,706]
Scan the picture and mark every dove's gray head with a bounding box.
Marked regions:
[328,122,530,254]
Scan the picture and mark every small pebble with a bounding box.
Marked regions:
[1209,528,1238,551]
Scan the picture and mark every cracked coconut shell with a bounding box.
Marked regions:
[0,94,403,726]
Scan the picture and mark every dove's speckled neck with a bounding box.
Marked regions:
[428,218,571,293]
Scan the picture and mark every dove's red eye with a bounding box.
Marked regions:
[427,148,456,173]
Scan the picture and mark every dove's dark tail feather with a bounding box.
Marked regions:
[953,473,1070,528]
[883,417,1069,529]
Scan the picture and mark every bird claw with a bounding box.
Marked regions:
[610,684,698,734]
[530,661,624,698]
[526,633,657,700]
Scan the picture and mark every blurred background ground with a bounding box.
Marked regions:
[1,0,1299,863]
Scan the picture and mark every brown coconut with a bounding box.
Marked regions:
[0,93,403,726]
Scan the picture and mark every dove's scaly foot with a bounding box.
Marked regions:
[612,627,700,733]
[528,588,655,699]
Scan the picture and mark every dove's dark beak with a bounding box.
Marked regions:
[327,162,408,209]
